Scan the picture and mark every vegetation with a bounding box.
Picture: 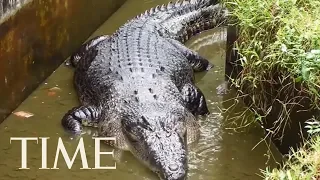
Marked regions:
[262,135,320,180]
[222,0,320,101]
[220,0,320,179]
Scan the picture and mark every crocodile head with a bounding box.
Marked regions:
[121,105,195,180]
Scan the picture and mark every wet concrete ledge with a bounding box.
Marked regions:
[0,0,127,123]
[225,26,315,155]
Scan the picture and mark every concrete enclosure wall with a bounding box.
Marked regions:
[0,0,127,123]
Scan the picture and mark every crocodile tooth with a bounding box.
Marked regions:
[194,0,200,3]
[201,0,209,5]
[161,4,166,11]
[144,9,148,16]
[155,5,160,12]
[149,7,154,14]
[182,0,189,6]
[175,0,181,7]
[167,1,173,9]
[190,2,196,11]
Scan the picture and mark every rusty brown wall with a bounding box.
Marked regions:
[0,0,127,123]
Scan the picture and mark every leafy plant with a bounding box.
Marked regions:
[221,0,320,179]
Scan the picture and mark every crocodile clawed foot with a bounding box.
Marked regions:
[61,112,83,135]
[64,58,72,67]
[61,105,101,135]
[182,83,210,116]
[206,63,214,71]
[216,80,230,95]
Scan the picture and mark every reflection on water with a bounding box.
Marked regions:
[0,0,282,179]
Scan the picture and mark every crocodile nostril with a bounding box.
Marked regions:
[168,164,179,171]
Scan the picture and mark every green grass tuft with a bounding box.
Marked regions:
[221,0,320,178]
[223,0,320,105]
[262,136,320,180]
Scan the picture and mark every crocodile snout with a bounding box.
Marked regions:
[168,164,179,171]
[160,166,187,180]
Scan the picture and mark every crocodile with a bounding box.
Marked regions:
[61,0,228,179]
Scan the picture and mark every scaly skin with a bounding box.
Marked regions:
[61,0,228,179]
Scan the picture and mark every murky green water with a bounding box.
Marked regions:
[0,0,282,179]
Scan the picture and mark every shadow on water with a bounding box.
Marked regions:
[0,0,282,179]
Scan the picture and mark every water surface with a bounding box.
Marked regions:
[0,0,282,179]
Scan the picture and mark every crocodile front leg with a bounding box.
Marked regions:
[98,117,129,151]
[181,83,210,116]
[61,105,101,134]
[167,38,213,72]
[184,111,201,151]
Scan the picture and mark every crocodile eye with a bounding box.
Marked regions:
[141,116,154,131]
[174,123,186,138]
[127,131,139,142]
[122,125,139,142]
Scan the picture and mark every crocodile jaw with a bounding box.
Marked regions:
[122,125,188,180]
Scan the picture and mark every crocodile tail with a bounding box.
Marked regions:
[161,0,228,43]
[133,0,229,43]
[69,35,109,67]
